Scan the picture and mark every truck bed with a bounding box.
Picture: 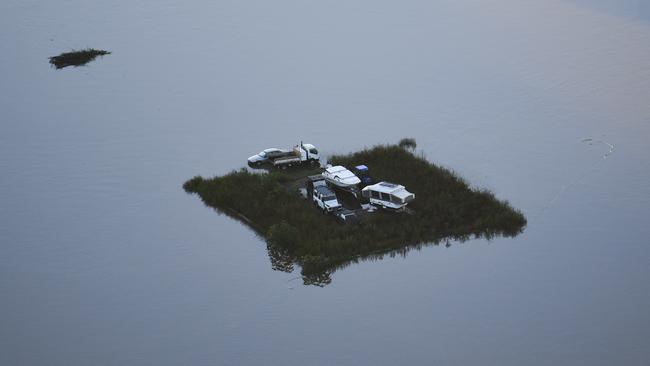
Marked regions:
[272,155,300,165]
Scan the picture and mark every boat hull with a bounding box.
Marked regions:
[322,165,361,188]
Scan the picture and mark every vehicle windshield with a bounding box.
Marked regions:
[324,196,337,202]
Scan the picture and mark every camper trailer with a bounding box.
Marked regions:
[361,182,415,210]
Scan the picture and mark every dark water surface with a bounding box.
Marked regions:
[1,0,649,365]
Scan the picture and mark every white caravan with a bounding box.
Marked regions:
[361,182,415,210]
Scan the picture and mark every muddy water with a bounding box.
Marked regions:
[1,0,649,365]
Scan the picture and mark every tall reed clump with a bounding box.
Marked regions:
[398,137,417,151]
[184,141,526,285]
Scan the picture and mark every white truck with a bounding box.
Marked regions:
[248,142,320,168]
[306,175,342,213]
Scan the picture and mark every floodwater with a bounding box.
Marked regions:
[1,0,649,365]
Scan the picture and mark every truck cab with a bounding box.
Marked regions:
[297,143,320,163]
[312,186,341,213]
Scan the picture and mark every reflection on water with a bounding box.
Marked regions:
[267,226,465,287]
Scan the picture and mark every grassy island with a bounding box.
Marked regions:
[49,48,110,69]
[184,141,526,286]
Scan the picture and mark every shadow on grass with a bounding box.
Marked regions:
[184,140,527,286]
[49,48,110,69]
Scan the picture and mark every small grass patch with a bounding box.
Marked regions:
[49,48,110,69]
[184,141,526,286]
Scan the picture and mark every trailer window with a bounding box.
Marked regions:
[380,192,391,201]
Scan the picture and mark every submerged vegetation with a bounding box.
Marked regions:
[49,48,110,69]
[184,141,526,285]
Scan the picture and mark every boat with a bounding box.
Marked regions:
[322,165,361,188]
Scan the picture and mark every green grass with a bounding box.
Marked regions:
[49,48,110,69]
[184,142,526,286]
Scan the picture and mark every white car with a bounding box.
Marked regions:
[247,148,284,165]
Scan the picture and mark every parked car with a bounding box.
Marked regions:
[247,148,289,165]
